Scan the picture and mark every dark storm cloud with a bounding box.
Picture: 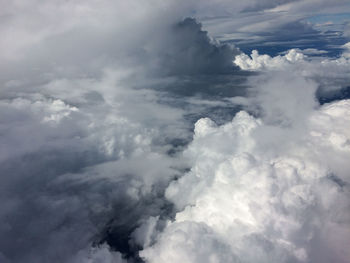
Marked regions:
[161,18,239,75]
[0,1,243,262]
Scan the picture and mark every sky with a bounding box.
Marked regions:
[0,1,350,263]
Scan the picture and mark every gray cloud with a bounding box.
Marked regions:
[1,1,350,263]
[159,18,239,75]
[0,1,245,262]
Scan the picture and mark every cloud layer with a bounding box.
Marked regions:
[1,1,350,263]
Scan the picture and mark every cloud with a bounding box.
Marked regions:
[140,42,350,263]
[285,48,328,55]
[234,49,305,70]
[140,221,239,263]
[161,18,239,75]
[199,3,350,57]
[142,99,350,263]
[1,1,350,263]
[0,0,247,262]
[234,46,350,101]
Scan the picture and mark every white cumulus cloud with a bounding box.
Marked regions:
[141,99,350,263]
